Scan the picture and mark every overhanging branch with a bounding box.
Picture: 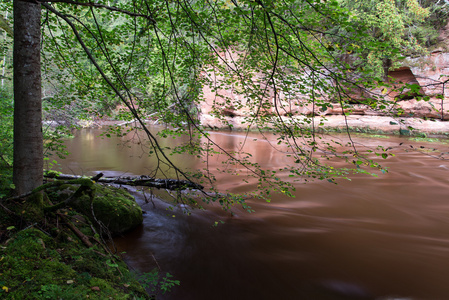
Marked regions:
[38,0,156,24]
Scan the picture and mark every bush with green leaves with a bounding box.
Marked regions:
[137,269,180,297]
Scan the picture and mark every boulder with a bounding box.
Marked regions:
[51,183,143,236]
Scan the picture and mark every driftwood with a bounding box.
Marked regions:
[44,172,204,190]
[3,172,202,204]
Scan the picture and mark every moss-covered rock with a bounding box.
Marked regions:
[48,183,143,236]
[72,184,143,236]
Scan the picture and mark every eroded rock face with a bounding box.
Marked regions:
[198,22,449,133]
[390,54,449,120]
[199,52,449,131]
[407,52,449,96]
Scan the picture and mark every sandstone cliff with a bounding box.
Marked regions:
[199,28,449,136]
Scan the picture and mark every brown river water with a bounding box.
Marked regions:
[55,127,449,300]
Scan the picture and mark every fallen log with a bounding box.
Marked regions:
[44,172,204,191]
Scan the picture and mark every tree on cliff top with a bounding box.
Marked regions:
[8,0,409,206]
[336,0,431,79]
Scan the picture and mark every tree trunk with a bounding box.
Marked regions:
[13,0,43,195]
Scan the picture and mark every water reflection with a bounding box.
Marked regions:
[56,128,197,178]
[57,128,449,300]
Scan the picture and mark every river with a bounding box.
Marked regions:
[55,127,449,300]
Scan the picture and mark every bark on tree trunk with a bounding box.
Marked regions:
[13,0,43,195]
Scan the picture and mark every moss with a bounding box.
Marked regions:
[314,125,449,138]
[48,183,143,236]
[18,193,44,223]
[0,229,76,299]
[399,129,411,136]
[0,181,151,300]
[409,137,449,144]
[45,184,77,202]
[43,169,61,178]
[70,184,143,236]
[317,126,388,135]
[359,134,391,139]
[0,228,150,299]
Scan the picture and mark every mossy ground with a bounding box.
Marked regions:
[0,228,149,299]
[0,182,151,300]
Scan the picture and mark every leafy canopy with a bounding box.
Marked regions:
[1,0,430,207]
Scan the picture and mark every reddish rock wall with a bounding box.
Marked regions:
[199,38,449,134]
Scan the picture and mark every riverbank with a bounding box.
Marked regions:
[72,113,449,138]
[200,114,449,138]
[0,182,153,299]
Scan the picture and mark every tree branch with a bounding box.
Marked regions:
[39,0,156,24]
[57,212,93,247]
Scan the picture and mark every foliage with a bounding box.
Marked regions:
[336,0,433,78]
[416,0,449,46]
[137,270,181,296]
[333,0,449,78]
[43,125,72,160]
[21,0,401,208]
[2,0,434,208]
[0,3,12,89]
[0,87,13,195]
